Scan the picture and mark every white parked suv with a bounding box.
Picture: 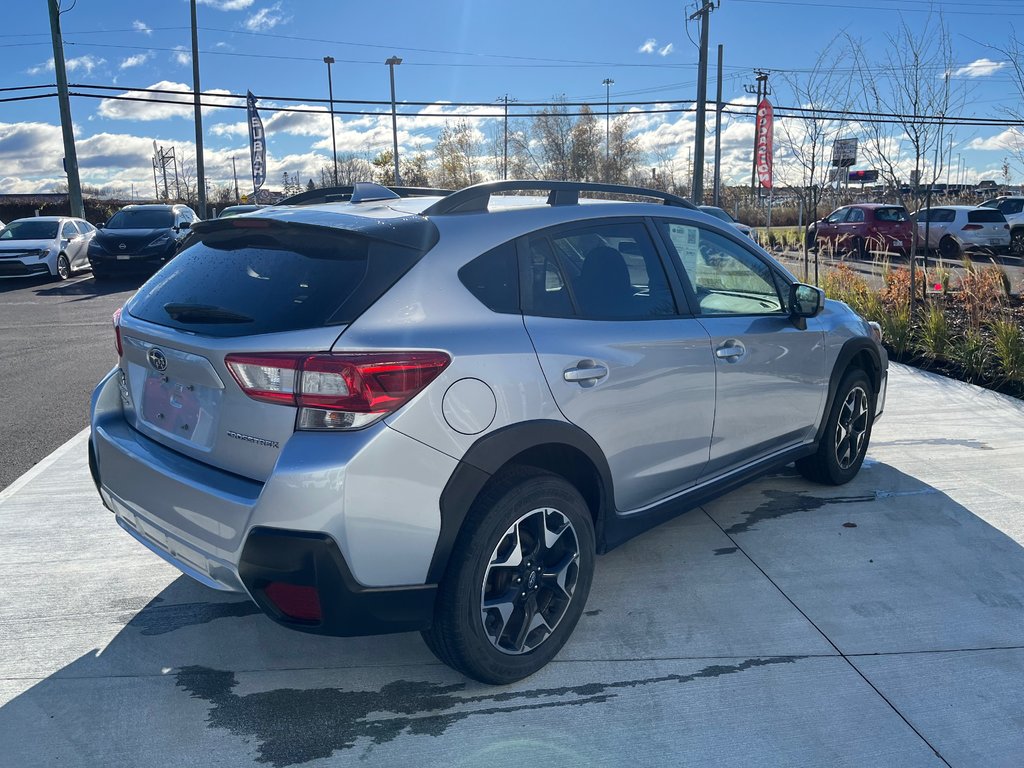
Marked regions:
[980,196,1024,255]
[90,181,887,683]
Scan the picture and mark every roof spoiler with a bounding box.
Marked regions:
[278,182,455,207]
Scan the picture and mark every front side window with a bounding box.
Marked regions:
[825,209,848,224]
[847,208,865,223]
[658,222,784,316]
[61,221,78,239]
[524,221,675,320]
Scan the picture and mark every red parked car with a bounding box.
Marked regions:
[808,204,913,258]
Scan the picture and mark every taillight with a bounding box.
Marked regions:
[962,224,983,231]
[113,307,123,357]
[225,351,451,430]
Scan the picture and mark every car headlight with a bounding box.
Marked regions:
[31,248,51,259]
[868,321,883,344]
[150,233,173,247]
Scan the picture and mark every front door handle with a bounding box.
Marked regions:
[563,363,608,383]
[715,343,745,360]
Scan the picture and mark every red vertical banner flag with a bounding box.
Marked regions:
[755,98,774,190]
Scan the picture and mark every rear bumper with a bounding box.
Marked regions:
[89,366,455,636]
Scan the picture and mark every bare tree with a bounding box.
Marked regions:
[433,120,481,189]
[605,115,643,184]
[985,29,1024,174]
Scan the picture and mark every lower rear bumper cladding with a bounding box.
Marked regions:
[238,527,437,636]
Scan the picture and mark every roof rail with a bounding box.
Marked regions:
[278,182,454,207]
[420,180,697,216]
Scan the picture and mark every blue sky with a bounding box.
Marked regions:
[1,0,1022,195]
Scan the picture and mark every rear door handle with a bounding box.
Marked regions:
[715,344,745,360]
[563,363,608,383]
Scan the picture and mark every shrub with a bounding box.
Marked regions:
[916,302,949,362]
[990,319,1024,383]
[956,262,1007,328]
[880,266,912,309]
[879,303,913,359]
[950,328,993,383]
[822,264,870,312]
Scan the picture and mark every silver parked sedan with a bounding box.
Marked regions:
[0,216,96,280]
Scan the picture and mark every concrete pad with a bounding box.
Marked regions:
[0,657,943,767]
[852,649,1024,768]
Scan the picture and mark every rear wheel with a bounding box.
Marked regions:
[422,468,595,684]
[1011,229,1024,257]
[797,368,874,486]
[850,237,866,260]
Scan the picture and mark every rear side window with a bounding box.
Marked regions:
[919,209,955,223]
[128,225,431,337]
[875,207,908,222]
[458,242,519,313]
[968,209,1006,223]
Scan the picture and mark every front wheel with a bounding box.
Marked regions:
[422,468,595,684]
[54,253,71,281]
[797,368,874,485]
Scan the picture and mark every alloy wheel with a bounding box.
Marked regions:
[480,506,580,655]
[835,385,869,470]
[57,255,70,280]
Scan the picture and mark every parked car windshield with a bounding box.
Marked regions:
[0,220,59,240]
[106,209,175,229]
[875,207,908,222]
[967,209,1006,223]
[699,206,736,224]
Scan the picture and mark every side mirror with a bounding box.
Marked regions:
[790,283,824,318]
[96,222,105,229]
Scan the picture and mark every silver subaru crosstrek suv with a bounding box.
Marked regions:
[90,181,887,684]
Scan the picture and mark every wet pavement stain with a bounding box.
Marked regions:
[723,490,874,536]
[871,437,994,451]
[175,656,803,766]
[122,600,262,635]
[713,547,739,556]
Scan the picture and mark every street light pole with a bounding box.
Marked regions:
[46,0,83,218]
[323,56,339,186]
[603,78,614,182]
[386,56,403,185]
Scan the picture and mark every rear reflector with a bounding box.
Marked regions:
[113,307,123,357]
[264,582,322,621]
[225,351,451,430]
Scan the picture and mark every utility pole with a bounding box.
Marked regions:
[324,56,339,185]
[232,156,240,203]
[47,0,84,218]
[713,43,724,206]
[189,0,207,217]
[497,94,517,180]
[744,69,771,201]
[385,56,403,185]
[689,0,717,206]
[603,78,614,182]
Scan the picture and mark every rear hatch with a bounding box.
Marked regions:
[870,207,911,246]
[962,208,1009,245]
[119,215,437,481]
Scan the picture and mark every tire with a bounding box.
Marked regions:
[805,227,817,251]
[797,368,874,486]
[850,237,866,260]
[938,236,960,261]
[422,467,596,684]
[1011,229,1024,257]
[55,253,71,281]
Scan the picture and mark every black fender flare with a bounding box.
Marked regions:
[427,419,615,582]
[815,337,884,445]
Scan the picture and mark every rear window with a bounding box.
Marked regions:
[874,207,908,222]
[968,209,1007,224]
[127,225,432,337]
[108,209,174,229]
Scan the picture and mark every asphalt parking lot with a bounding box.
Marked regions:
[1,364,1022,767]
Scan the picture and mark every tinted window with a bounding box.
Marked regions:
[658,222,783,316]
[458,242,519,314]
[875,207,908,222]
[61,221,78,238]
[0,221,58,240]
[107,209,175,229]
[523,237,574,317]
[968,209,1006,223]
[73,221,95,234]
[699,206,735,224]
[999,200,1024,215]
[825,209,848,224]
[128,227,430,337]
[847,208,865,223]
[919,209,955,223]
[527,221,675,320]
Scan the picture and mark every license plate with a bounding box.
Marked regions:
[989,239,1002,245]
[116,254,130,260]
[892,240,903,247]
[142,372,201,439]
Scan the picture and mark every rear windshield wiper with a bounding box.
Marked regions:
[163,303,254,324]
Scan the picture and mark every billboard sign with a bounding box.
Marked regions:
[755,98,774,190]
[832,138,858,168]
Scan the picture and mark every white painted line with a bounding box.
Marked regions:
[0,427,90,505]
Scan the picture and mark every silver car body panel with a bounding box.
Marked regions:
[0,216,94,277]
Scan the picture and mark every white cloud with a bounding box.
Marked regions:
[172,46,191,67]
[132,20,152,35]
[26,55,105,76]
[119,53,152,69]
[968,128,1024,152]
[638,39,657,54]
[244,3,290,31]
[951,58,1008,78]
[96,81,236,121]
[197,0,254,10]
[658,43,674,56]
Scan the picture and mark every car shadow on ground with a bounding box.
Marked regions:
[32,274,145,300]
[2,462,1023,766]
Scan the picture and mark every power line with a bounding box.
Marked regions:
[730,0,1024,15]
